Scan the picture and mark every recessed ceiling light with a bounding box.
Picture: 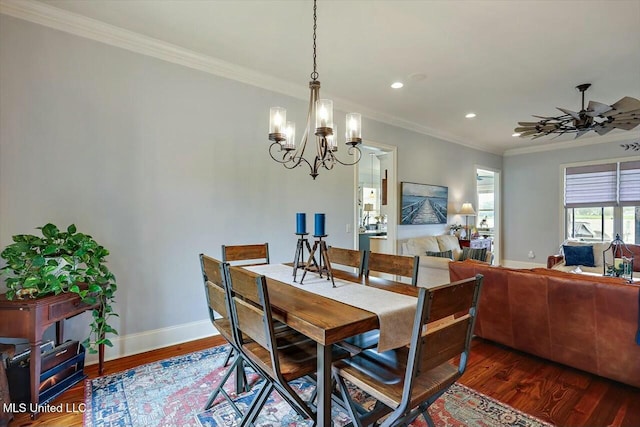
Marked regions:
[465,113,477,119]
[512,132,521,137]
[391,82,404,89]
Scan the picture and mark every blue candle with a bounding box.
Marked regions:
[314,213,325,236]
[296,213,306,234]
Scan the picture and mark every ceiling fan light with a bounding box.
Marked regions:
[465,113,477,119]
[512,132,521,137]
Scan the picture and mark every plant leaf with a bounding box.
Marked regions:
[41,223,59,238]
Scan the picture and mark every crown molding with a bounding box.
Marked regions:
[503,131,640,157]
[0,0,305,99]
[0,0,502,156]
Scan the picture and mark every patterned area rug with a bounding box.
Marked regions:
[84,345,553,427]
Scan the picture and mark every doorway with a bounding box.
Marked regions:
[355,143,397,254]
[476,167,501,263]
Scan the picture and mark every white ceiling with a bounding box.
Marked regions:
[31,0,640,154]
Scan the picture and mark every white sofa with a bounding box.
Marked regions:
[549,240,610,274]
[398,234,492,288]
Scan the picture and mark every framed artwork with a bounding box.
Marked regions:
[400,182,448,225]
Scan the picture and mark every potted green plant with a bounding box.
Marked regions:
[0,223,117,353]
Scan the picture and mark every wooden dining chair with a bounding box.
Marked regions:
[224,266,348,424]
[365,252,420,285]
[327,246,366,276]
[221,243,270,266]
[198,254,251,415]
[333,274,483,427]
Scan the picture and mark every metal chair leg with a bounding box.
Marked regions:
[223,347,234,367]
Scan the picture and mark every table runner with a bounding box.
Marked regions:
[245,264,417,352]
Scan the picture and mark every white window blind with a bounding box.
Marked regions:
[565,163,617,207]
[620,160,640,205]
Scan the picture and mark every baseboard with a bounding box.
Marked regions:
[501,259,546,269]
[84,319,218,366]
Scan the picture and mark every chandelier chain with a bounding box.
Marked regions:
[311,0,318,81]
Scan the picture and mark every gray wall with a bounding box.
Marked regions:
[503,142,640,265]
[0,15,500,356]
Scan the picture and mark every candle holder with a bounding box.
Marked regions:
[603,233,634,282]
[292,232,316,282]
[300,234,335,287]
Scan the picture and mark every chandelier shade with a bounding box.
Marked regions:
[268,0,362,179]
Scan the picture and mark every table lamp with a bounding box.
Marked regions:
[459,202,476,238]
[363,203,374,227]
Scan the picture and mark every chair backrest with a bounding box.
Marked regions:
[199,254,229,322]
[365,252,420,285]
[401,274,483,409]
[327,246,365,275]
[226,266,282,374]
[222,243,270,266]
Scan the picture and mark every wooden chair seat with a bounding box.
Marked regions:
[213,318,234,344]
[334,348,460,408]
[242,339,317,382]
[244,333,349,382]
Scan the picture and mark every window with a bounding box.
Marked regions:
[564,160,640,244]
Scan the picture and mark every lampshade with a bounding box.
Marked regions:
[459,202,476,216]
[364,203,374,212]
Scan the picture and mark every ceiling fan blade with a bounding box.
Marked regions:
[608,110,640,120]
[519,130,541,137]
[532,115,554,119]
[552,131,572,140]
[575,129,592,138]
[611,96,640,113]
[531,133,550,140]
[515,127,535,132]
[557,107,580,119]
[593,126,614,136]
[607,121,640,130]
[586,100,613,116]
[518,121,542,126]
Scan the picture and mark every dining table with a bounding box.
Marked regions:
[243,263,420,427]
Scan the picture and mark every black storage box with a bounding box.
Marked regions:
[6,340,86,405]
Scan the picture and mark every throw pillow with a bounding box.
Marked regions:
[562,245,595,267]
[461,247,487,262]
[426,250,453,259]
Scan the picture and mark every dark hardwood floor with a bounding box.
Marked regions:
[459,338,640,427]
[7,336,640,426]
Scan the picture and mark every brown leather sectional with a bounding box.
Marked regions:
[449,260,640,388]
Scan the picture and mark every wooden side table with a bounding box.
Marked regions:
[458,238,471,248]
[0,292,104,418]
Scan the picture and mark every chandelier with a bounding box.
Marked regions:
[268,0,362,180]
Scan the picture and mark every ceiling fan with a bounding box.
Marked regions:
[515,84,640,140]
